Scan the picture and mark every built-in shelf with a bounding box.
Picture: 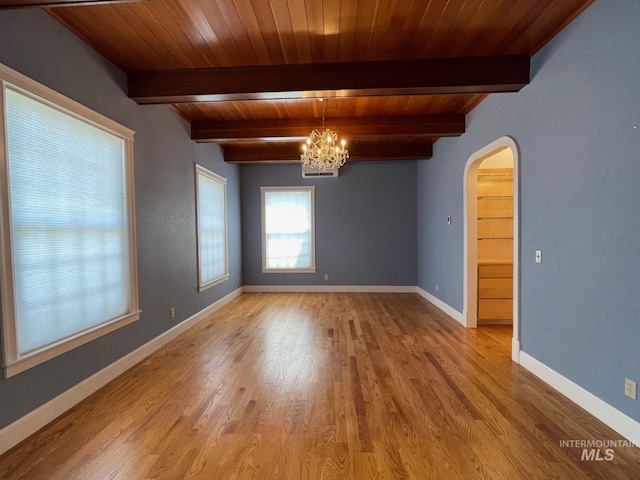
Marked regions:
[477,173,512,179]
[478,262,513,325]
[477,167,513,326]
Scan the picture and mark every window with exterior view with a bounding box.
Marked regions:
[0,63,139,377]
[261,186,315,273]
[195,165,228,291]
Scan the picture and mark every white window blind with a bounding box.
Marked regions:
[261,187,315,272]
[195,165,228,290]
[0,63,139,377]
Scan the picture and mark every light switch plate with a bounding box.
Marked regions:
[535,250,542,263]
[625,378,637,400]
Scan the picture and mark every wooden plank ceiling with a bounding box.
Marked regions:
[18,0,594,163]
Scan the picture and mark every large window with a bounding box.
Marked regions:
[261,186,316,273]
[0,64,139,377]
[195,165,228,291]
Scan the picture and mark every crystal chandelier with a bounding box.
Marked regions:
[300,99,349,170]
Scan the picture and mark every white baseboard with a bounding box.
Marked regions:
[520,351,640,445]
[415,287,465,326]
[0,287,243,456]
[511,338,521,363]
[242,285,416,293]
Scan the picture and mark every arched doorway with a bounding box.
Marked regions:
[463,136,520,363]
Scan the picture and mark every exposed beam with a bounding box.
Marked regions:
[128,56,530,104]
[223,142,433,163]
[192,114,464,143]
[0,0,150,8]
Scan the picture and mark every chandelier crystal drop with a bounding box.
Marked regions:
[300,100,349,170]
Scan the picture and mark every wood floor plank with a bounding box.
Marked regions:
[1,292,639,479]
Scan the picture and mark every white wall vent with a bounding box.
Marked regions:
[301,164,339,178]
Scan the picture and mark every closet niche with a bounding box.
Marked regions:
[477,166,513,325]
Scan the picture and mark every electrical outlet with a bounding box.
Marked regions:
[435,284,439,292]
[624,378,637,400]
[170,307,175,319]
[324,274,329,280]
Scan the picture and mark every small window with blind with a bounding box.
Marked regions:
[261,186,316,273]
[0,63,139,377]
[195,165,228,291]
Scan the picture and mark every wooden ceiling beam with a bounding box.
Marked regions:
[128,56,530,104]
[0,0,150,8]
[192,114,464,143]
[223,142,433,164]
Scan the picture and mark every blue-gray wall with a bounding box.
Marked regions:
[0,10,242,428]
[241,162,417,286]
[417,0,640,421]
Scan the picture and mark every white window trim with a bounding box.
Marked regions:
[195,164,229,291]
[0,63,140,378]
[261,185,316,274]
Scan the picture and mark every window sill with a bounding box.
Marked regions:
[262,268,317,274]
[3,310,141,378]
[198,274,230,292]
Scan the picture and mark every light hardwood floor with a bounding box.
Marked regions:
[1,293,639,479]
